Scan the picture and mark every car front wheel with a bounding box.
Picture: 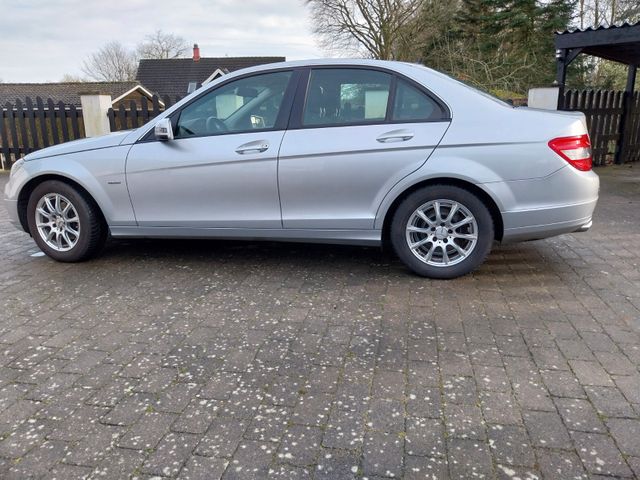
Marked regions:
[390,185,494,279]
[27,180,107,262]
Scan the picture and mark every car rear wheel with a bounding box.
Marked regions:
[27,180,107,262]
[390,185,494,279]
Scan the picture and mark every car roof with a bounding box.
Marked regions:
[125,58,504,144]
[225,58,431,76]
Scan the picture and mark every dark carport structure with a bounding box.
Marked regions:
[555,22,640,164]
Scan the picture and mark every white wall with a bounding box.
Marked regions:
[80,94,112,137]
[528,87,560,110]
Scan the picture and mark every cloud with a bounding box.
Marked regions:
[0,0,323,82]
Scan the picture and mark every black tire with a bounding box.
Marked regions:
[27,180,107,262]
[390,185,494,279]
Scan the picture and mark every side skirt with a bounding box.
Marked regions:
[109,226,382,247]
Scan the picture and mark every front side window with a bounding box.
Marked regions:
[175,71,292,138]
[303,69,392,126]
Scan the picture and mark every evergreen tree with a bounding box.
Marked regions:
[421,0,576,95]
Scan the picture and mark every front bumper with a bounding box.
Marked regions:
[3,198,21,229]
[4,164,27,231]
[3,177,22,230]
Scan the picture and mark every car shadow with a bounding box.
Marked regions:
[98,237,558,278]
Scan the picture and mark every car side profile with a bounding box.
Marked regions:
[4,59,599,278]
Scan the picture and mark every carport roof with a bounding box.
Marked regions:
[555,21,640,65]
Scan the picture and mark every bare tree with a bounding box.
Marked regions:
[305,0,425,60]
[137,30,189,59]
[60,73,87,83]
[81,41,138,82]
[579,0,640,26]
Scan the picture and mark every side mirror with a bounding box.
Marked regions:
[154,118,174,141]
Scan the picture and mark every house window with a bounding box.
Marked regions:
[187,82,198,94]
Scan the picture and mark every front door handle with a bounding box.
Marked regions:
[235,140,269,155]
[377,130,415,143]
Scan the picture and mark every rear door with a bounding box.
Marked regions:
[278,67,451,229]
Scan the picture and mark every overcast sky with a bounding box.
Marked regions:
[0,0,323,83]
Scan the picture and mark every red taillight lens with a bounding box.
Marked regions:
[548,134,592,171]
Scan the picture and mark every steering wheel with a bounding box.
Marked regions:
[206,117,228,133]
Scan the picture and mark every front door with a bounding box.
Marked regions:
[126,70,295,228]
[278,68,451,229]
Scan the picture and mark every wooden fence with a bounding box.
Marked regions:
[0,97,84,169]
[559,89,640,166]
[107,95,182,131]
[4,90,639,170]
[622,91,640,163]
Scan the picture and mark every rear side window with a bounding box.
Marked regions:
[303,69,392,126]
[392,79,446,122]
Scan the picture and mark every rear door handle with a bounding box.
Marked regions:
[235,140,269,154]
[377,130,414,143]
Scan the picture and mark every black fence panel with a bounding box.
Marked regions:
[559,88,640,166]
[0,96,85,169]
[107,95,180,132]
[622,92,640,163]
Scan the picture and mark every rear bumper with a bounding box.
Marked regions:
[574,219,592,232]
[482,165,599,242]
[501,207,595,242]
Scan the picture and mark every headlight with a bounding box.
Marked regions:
[9,158,24,179]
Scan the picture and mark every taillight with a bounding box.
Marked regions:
[548,134,592,171]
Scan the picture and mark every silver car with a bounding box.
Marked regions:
[4,60,599,278]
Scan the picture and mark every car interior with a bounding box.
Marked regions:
[174,71,291,137]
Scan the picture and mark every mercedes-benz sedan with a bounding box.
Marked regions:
[4,60,599,278]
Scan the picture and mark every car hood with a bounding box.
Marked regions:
[23,130,135,161]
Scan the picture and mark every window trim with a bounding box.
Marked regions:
[140,68,300,143]
[288,65,451,131]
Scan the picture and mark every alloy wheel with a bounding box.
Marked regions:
[35,193,81,252]
[405,199,478,267]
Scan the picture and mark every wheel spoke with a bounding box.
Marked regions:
[416,210,436,227]
[410,237,431,250]
[54,195,62,214]
[62,231,72,247]
[451,241,467,258]
[36,207,51,219]
[451,217,473,229]
[433,201,443,223]
[65,225,79,237]
[445,203,459,223]
[441,245,450,265]
[452,232,477,240]
[407,226,431,234]
[66,216,79,223]
[424,244,436,262]
[44,197,55,214]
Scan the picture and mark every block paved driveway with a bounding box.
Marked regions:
[0,167,639,479]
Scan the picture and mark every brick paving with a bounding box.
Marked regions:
[0,166,639,479]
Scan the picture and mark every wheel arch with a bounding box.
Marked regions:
[17,174,106,233]
[380,177,504,249]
